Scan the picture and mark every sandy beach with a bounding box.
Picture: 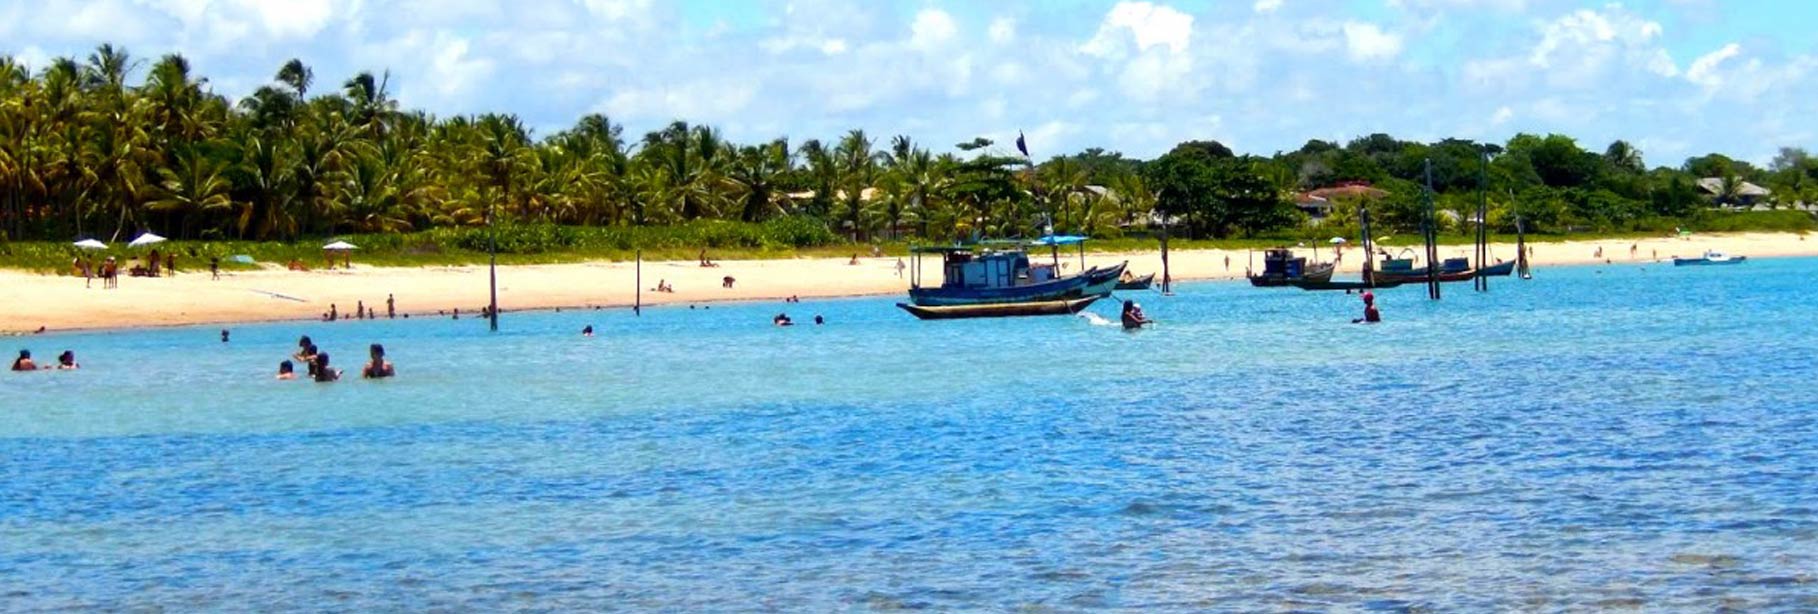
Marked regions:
[2,231,1812,334]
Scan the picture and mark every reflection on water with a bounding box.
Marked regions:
[3,259,1816,611]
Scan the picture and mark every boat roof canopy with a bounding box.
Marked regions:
[1030,235,1089,246]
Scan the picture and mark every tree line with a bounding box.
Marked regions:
[3,45,1816,246]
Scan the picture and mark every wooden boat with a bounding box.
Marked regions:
[1114,273,1155,291]
[1289,278,1406,291]
[905,243,1126,307]
[1673,250,1747,266]
[1249,248,1336,287]
[1372,256,1477,283]
[1476,260,1517,277]
[896,296,1102,320]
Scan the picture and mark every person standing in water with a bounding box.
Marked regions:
[55,351,79,369]
[387,294,396,319]
[276,360,297,380]
[582,325,594,337]
[1354,291,1382,324]
[1120,300,1151,329]
[361,344,395,379]
[313,352,342,382]
[11,350,37,371]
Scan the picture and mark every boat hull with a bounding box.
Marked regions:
[1248,262,1336,287]
[1373,268,1477,284]
[909,263,1127,306]
[1290,279,1406,291]
[1674,257,1747,266]
[1476,260,1517,277]
[1114,273,1155,291]
[897,296,1103,320]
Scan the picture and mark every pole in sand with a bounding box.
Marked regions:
[635,249,642,316]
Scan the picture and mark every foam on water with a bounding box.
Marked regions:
[3,259,1816,611]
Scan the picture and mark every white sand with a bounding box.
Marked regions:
[2,232,1812,334]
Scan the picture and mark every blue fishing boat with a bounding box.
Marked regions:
[906,241,1126,307]
[1673,250,1747,266]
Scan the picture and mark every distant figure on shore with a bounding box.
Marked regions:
[895,258,906,277]
[11,350,36,371]
[699,249,719,267]
[103,257,119,289]
[221,329,230,343]
[166,253,178,275]
[773,313,794,326]
[452,308,460,320]
[1120,300,1151,330]
[1224,255,1231,271]
[1630,243,1638,258]
[356,301,366,320]
[582,325,594,337]
[1354,291,1382,324]
[329,304,339,321]
[75,257,91,288]
[55,351,79,369]
[849,254,860,265]
[312,352,341,382]
[148,249,162,277]
[210,257,221,280]
[723,276,735,289]
[276,360,297,380]
[362,344,395,379]
[387,294,396,318]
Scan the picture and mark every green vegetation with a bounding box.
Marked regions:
[2,45,1815,266]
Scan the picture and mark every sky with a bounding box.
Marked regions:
[2,0,1815,166]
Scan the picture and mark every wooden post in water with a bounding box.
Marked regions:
[1423,159,1441,301]
[487,196,500,332]
[1475,147,1490,292]
[1159,216,1173,295]
[634,249,642,316]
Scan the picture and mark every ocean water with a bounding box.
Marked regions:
[4,259,1816,611]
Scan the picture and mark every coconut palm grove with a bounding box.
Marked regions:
[3,46,1816,251]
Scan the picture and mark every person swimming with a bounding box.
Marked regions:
[582,325,594,337]
[362,344,395,379]
[813,315,824,325]
[276,360,297,380]
[55,351,78,370]
[313,352,342,382]
[773,313,794,326]
[1120,300,1151,329]
[11,350,36,371]
[300,344,321,377]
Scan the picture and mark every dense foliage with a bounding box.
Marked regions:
[2,46,1815,247]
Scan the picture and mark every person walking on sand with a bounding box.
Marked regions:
[166,253,177,275]
[1224,255,1230,272]
[387,294,395,319]
[895,258,906,277]
[209,256,221,280]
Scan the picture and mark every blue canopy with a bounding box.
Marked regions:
[1030,235,1089,246]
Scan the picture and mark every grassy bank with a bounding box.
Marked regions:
[2,211,1809,274]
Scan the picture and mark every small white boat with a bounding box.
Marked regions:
[1672,250,1747,266]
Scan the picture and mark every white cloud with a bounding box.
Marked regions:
[580,0,652,21]
[1341,22,1402,62]
[1081,1,1193,57]
[1253,0,1284,13]
[1490,105,1514,125]
[1684,42,1739,90]
[988,17,1016,45]
[910,9,957,50]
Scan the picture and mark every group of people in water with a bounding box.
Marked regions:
[772,313,826,326]
[11,349,78,371]
[284,335,394,382]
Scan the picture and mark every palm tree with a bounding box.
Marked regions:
[727,139,790,222]
[833,129,879,240]
[473,113,535,221]
[147,145,235,238]
[1604,140,1644,174]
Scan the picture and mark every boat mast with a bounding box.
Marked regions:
[1360,204,1375,287]
[1423,158,1441,300]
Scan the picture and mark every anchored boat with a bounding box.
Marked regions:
[1673,250,1747,266]
[905,239,1125,307]
[1248,248,1336,287]
[897,296,1103,320]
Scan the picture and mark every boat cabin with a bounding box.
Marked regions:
[1260,248,1310,278]
[910,246,1043,290]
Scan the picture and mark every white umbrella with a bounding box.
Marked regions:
[1328,237,1348,244]
[322,241,359,251]
[128,233,167,248]
[73,239,108,250]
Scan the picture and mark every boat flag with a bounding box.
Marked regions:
[1015,131,1029,158]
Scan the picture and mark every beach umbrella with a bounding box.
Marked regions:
[72,239,107,250]
[322,240,359,251]
[128,232,167,248]
[1328,237,1348,244]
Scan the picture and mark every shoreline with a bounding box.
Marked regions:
[5,231,1814,335]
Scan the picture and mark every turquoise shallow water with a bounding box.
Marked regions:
[4,259,1816,611]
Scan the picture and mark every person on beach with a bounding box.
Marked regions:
[312,352,341,382]
[166,253,177,275]
[75,257,91,288]
[328,304,338,321]
[148,249,162,277]
[1120,300,1151,330]
[773,313,794,326]
[895,258,906,277]
[103,257,118,289]
[1224,255,1231,271]
[55,351,79,369]
[11,350,37,371]
[849,254,860,265]
[362,344,395,379]
[356,301,365,320]
[723,276,735,289]
[582,325,594,337]
[276,360,297,380]
[210,257,220,280]
[387,294,396,318]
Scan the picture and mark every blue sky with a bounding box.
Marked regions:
[2,0,1814,166]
